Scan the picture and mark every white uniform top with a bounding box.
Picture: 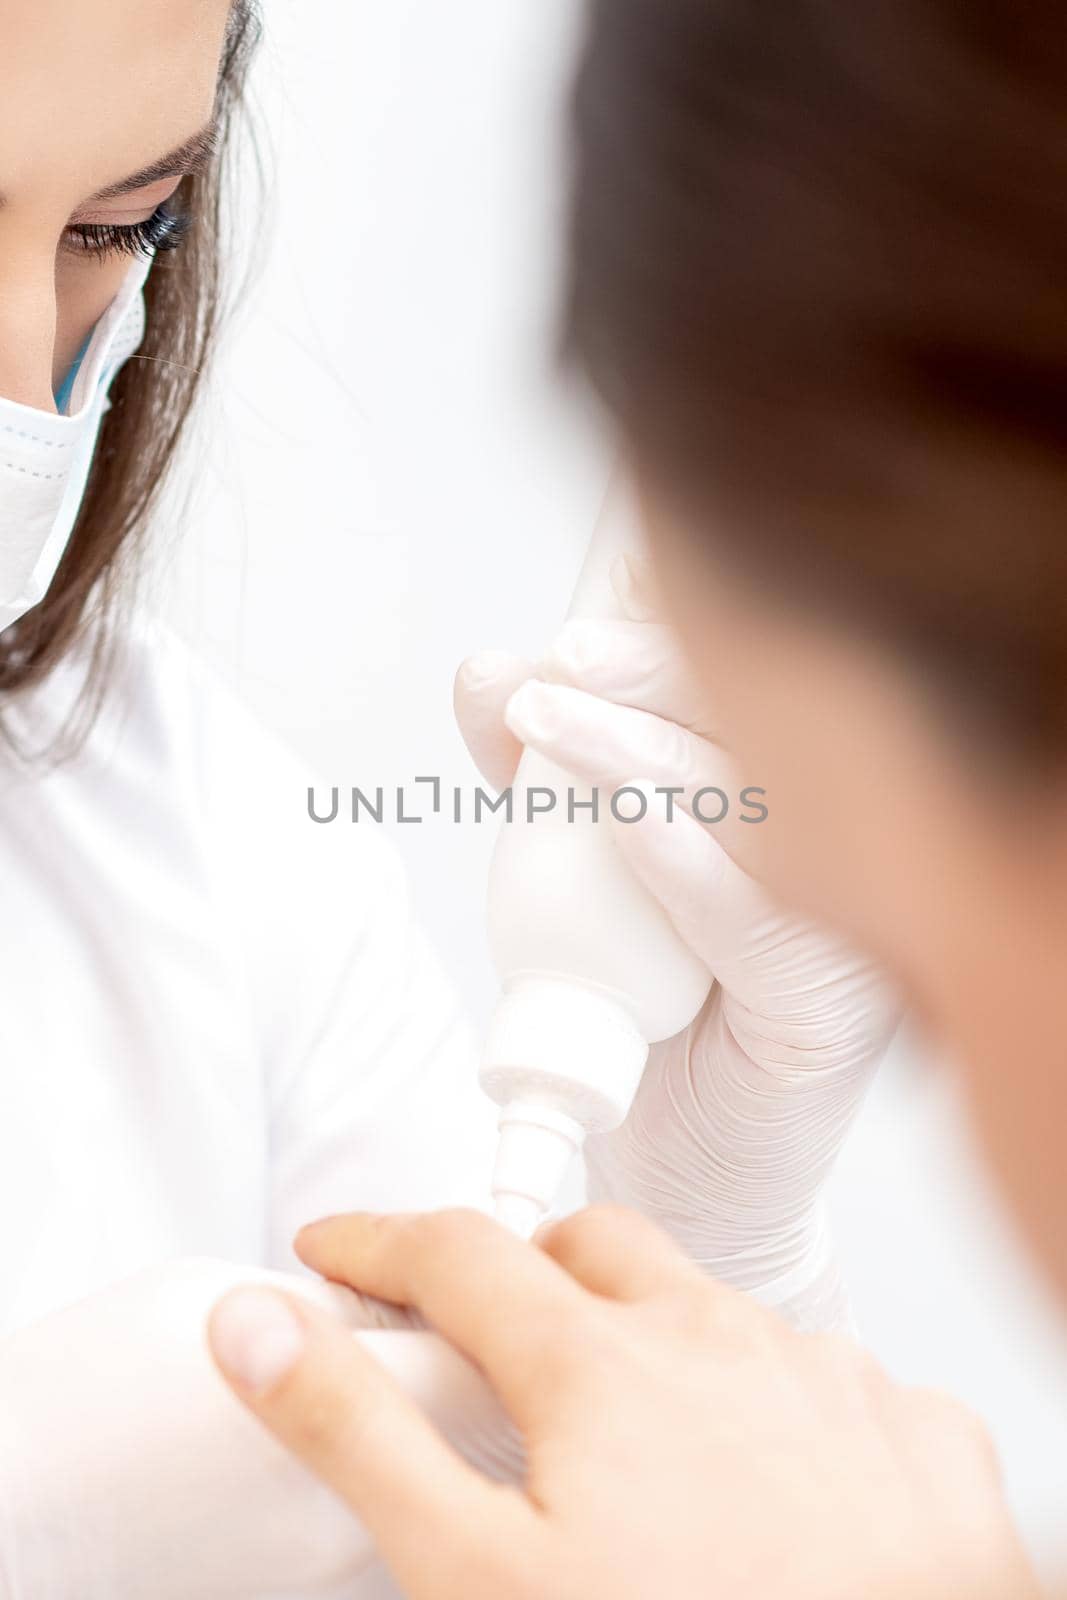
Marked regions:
[0,615,496,1337]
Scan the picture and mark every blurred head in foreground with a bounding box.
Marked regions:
[565,0,1067,1300]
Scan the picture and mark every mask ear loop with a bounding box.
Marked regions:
[54,336,92,417]
[64,249,154,419]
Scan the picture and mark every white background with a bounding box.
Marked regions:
[155,0,1067,1584]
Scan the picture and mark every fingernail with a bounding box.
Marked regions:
[458,650,512,690]
[504,680,554,742]
[210,1289,308,1394]
[296,1213,341,1244]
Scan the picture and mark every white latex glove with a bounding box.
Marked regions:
[0,1258,516,1599]
[455,560,899,1332]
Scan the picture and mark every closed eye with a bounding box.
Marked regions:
[63,202,192,261]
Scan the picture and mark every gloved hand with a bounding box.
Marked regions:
[455,557,899,1331]
[0,1258,516,1599]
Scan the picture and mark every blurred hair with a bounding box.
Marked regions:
[564,0,1067,764]
[0,0,261,754]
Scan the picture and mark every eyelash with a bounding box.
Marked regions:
[64,203,192,261]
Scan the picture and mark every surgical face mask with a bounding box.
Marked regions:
[0,252,152,638]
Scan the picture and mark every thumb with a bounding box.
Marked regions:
[208,1287,535,1600]
[454,651,536,793]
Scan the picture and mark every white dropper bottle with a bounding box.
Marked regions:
[480,487,714,1236]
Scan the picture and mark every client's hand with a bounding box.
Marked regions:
[209,1208,1037,1600]
[455,554,898,1329]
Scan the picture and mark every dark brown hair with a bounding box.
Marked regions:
[0,0,261,750]
[565,0,1067,763]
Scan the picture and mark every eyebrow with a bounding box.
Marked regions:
[87,120,220,202]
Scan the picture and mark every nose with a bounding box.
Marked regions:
[0,247,59,412]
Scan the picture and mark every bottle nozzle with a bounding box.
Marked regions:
[491,1102,585,1239]
[493,1192,545,1239]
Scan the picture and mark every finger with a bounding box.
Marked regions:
[454,651,536,793]
[209,1288,538,1600]
[613,787,892,1033]
[505,679,723,792]
[538,1208,781,1353]
[536,1205,705,1303]
[504,680,757,865]
[543,617,711,732]
[295,1210,592,1420]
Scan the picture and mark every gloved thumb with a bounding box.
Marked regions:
[453,651,536,794]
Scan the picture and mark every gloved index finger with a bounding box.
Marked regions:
[503,680,762,869]
[543,618,715,735]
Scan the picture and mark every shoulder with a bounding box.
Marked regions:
[122,623,478,1157]
[41,613,424,1064]
[120,610,417,960]
[100,610,407,902]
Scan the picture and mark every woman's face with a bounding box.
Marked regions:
[0,0,232,410]
[644,487,1067,1307]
